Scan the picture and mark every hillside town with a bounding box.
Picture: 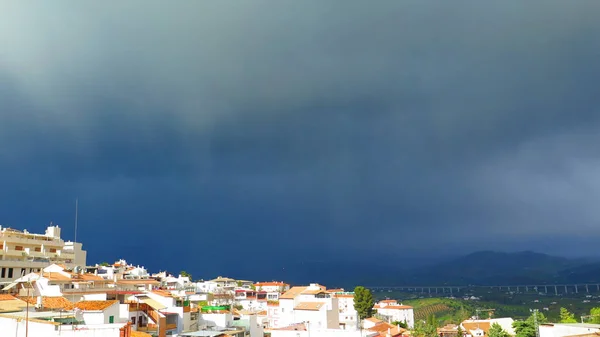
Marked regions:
[1,224,599,337]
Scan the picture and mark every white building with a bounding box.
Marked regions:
[0,313,136,337]
[461,318,515,337]
[276,284,340,329]
[254,282,290,293]
[269,323,379,337]
[0,224,87,283]
[333,292,357,329]
[539,323,600,337]
[373,300,414,328]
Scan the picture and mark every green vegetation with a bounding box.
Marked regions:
[489,323,510,337]
[589,307,600,323]
[513,311,547,337]
[392,321,408,329]
[412,316,438,337]
[559,307,577,323]
[377,285,600,325]
[180,270,192,279]
[354,286,375,319]
[99,262,110,266]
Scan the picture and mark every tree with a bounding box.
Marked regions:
[589,307,600,324]
[513,311,547,337]
[392,321,408,329]
[237,280,242,287]
[488,323,510,337]
[353,286,375,319]
[99,262,110,266]
[412,319,437,337]
[427,314,439,329]
[250,284,256,291]
[456,326,464,337]
[560,307,577,323]
[180,270,192,279]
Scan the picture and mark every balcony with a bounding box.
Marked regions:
[0,234,63,246]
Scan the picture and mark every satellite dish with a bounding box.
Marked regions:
[73,266,83,274]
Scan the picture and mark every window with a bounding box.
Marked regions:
[109,316,114,323]
[1,268,5,278]
[7,268,13,278]
[132,317,136,325]
[15,246,23,251]
[49,248,57,253]
[34,247,41,252]
[0,244,3,249]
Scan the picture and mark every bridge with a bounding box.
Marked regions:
[366,283,600,295]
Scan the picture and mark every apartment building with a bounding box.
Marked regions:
[373,300,414,328]
[332,291,358,329]
[276,283,340,329]
[0,224,87,283]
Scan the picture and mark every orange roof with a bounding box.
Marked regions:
[280,286,307,299]
[294,302,325,311]
[42,272,71,281]
[461,321,491,334]
[368,322,406,336]
[380,300,397,303]
[152,290,173,298]
[75,300,119,311]
[254,282,289,287]
[374,304,413,310]
[326,288,345,293]
[257,310,267,315]
[117,279,159,284]
[19,296,73,310]
[0,294,17,301]
[366,318,383,324]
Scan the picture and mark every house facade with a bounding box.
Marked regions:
[373,300,414,328]
[0,224,87,283]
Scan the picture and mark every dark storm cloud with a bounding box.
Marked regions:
[2,1,600,274]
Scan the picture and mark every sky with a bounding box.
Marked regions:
[1,1,600,282]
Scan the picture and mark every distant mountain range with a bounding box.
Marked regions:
[227,250,600,289]
[374,250,600,287]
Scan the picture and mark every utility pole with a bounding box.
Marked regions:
[531,309,540,337]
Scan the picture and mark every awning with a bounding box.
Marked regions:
[2,282,18,291]
[140,297,167,311]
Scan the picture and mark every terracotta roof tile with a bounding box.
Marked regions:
[374,304,413,310]
[294,302,325,311]
[19,296,73,310]
[0,294,17,301]
[75,300,119,311]
[461,321,491,335]
[280,286,307,299]
[152,290,173,297]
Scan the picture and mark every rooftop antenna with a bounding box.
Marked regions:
[74,198,78,243]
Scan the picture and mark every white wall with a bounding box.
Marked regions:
[270,328,379,337]
[0,316,126,337]
[540,324,600,337]
[80,303,120,325]
[83,293,107,301]
[201,312,233,328]
[295,309,329,330]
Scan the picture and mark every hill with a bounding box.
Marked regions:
[392,251,596,286]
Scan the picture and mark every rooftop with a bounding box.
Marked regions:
[74,300,119,311]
